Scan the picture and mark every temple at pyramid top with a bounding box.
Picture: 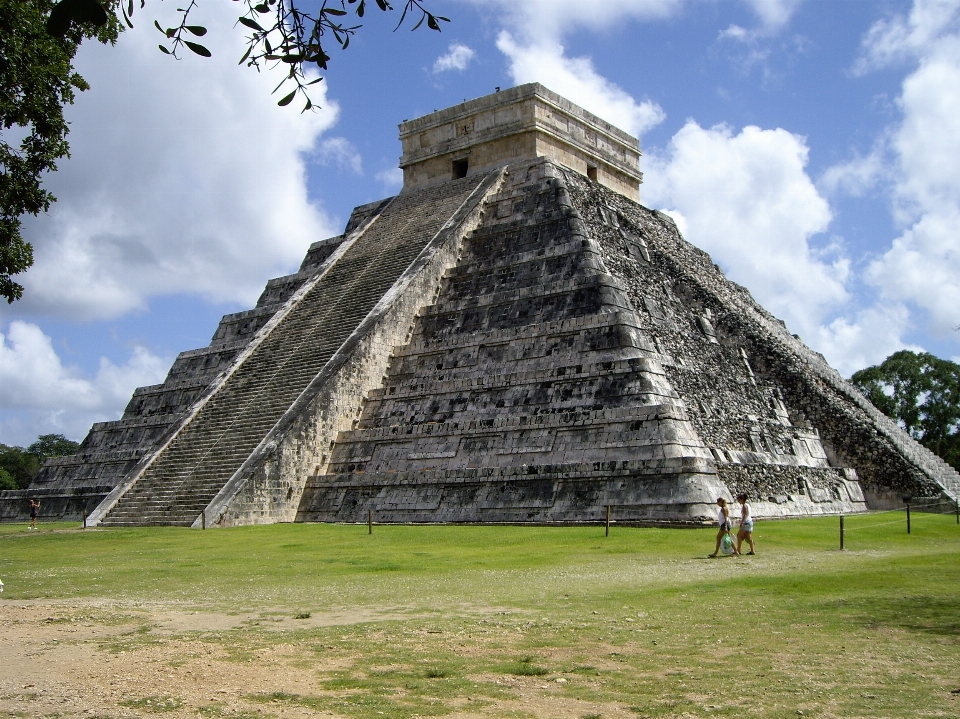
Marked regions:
[399,83,642,200]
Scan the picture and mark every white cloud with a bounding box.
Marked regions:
[719,0,804,47]
[719,24,751,42]
[433,43,476,73]
[15,4,340,321]
[867,206,960,332]
[472,0,803,139]
[853,0,960,336]
[740,0,805,31]
[0,321,168,445]
[496,32,665,138]
[375,167,404,192]
[643,121,846,340]
[456,0,676,137]
[315,137,364,174]
[811,303,920,378]
[853,0,960,74]
[818,146,887,197]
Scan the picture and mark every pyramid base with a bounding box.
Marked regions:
[297,458,728,524]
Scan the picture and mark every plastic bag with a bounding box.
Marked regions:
[721,533,735,555]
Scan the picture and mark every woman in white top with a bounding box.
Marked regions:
[708,497,738,557]
[736,493,756,555]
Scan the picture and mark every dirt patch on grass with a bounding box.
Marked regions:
[1,601,414,717]
[1,601,638,719]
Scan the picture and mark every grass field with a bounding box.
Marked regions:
[1,512,958,719]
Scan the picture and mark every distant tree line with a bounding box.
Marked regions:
[0,434,80,490]
[851,350,960,472]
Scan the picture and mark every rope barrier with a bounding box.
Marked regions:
[838,500,958,547]
[843,517,909,531]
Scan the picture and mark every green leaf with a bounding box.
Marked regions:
[154,19,164,33]
[357,0,365,17]
[238,45,253,64]
[158,44,171,54]
[46,0,76,37]
[277,90,296,106]
[185,25,207,36]
[46,0,109,35]
[238,16,265,31]
[322,7,347,16]
[302,98,312,112]
[254,3,269,12]
[376,0,389,10]
[427,15,439,31]
[127,0,133,17]
[184,41,212,57]
[73,0,109,27]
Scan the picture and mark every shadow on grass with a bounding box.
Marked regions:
[826,594,960,636]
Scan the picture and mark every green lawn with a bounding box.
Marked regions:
[1,513,958,718]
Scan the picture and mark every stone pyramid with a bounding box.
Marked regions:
[8,84,958,526]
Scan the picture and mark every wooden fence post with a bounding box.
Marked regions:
[839,515,845,550]
[368,509,373,535]
[906,504,911,534]
[605,505,611,537]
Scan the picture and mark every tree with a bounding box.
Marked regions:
[0,444,42,489]
[851,350,960,471]
[28,433,81,458]
[1,1,446,304]
[0,467,17,491]
[0,433,80,490]
[1,0,120,303]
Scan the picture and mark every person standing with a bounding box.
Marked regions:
[709,497,738,557]
[28,499,40,530]
[736,493,756,555]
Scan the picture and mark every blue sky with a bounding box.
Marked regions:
[2,0,959,446]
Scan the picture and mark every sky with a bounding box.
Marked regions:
[2,0,960,446]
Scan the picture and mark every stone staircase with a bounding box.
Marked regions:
[98,175,488,526]
[27,211,367,507]
[297,161,723,523]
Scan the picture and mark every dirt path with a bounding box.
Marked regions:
[1,599,437,716]
[1,600,631,719]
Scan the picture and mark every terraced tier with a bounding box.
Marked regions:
[297,160,724,524]
[98,174,489,526]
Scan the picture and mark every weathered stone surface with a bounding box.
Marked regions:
[6,84,957,526]
[400,83,642,201]
[0,201,386,522]
[87,171,500,527]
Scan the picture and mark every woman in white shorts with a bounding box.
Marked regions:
[709,498,738,557]
[736,493,756,555]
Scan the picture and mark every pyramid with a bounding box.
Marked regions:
[7,84,958,526]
